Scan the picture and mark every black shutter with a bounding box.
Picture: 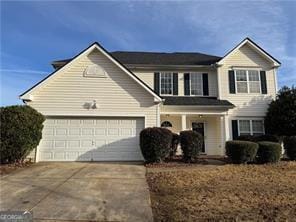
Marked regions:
[202,73,209,96]
[260,71,267,94]
[154,72,160,94]
[184,73,190,95]
[232,120,239,140]
[229,70,236,94]
[173,73,178,95]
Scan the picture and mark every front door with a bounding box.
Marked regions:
[192,122,205,153]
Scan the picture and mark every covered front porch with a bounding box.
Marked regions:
[160,112,230,156]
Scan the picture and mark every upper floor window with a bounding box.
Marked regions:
[235,70,261,93]
[238,119,264,136]
[190,73,203,96]
[160,72,173,95]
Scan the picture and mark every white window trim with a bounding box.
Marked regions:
[159,72,174,96]
[234,69,261,94]
[237,119,265,136]
[189,72,203,96]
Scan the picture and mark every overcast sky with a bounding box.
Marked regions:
[1,0,295,106]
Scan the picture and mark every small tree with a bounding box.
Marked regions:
[265,86,296,136]
[0,105,45,164]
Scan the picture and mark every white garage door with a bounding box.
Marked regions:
[38,117,144,161]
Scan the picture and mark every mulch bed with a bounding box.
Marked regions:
[0,161,34,175]
[145,156,227,168]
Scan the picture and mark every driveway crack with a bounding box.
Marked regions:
[28,163,89,212]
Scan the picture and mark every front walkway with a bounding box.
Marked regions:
[0,162,153,222]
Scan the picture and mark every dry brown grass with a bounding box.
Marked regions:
[147,162,296,222]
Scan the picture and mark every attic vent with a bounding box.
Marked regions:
[84,64,107,78]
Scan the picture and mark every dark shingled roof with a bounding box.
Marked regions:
[162,96,234,107]
[110,51,222,66]
[52,51,221,68]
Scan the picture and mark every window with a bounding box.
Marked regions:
[160,73,173,95]
[84,64,107,78]
[252,120,265,136]
[235,70,261,93]
[190,73,203,95]
[236,70,248,93]
[238,120,264,136]
[248,70,261,93]
[161,121,172,128]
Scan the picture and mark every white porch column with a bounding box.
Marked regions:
[156,104,160,127]
[181,114,186,130]
[220,115,230,156]
[224,115,230,141]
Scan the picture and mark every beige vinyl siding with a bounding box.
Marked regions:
[133,70,218,97]
[218,43,277,117]
[132,72,154,89]
[27,49,158,127]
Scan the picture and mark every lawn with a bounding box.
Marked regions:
[146,162,296,222]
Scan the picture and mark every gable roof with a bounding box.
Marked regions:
[52,51,222,69]
[20,42,163,102]
[51,38,280,69]
[217,37,281,67]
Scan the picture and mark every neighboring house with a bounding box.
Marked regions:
[20,38,280,162]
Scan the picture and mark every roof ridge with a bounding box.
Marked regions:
[111,51,221,57]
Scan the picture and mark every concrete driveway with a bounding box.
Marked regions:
[0,162,153,222]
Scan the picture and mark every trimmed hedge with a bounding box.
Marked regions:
[284,136,296,160]
[0,105,45,164]
[236,134,280,143]
[226,140,258,164]
[257,142,282,163]
[140,127,172,163]
[170,133,179,158]
[180,130,203,162]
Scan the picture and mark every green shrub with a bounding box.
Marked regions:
[180,130,203,162]
[226,140,258,164]
[256,134,280,143]
[169,133,179,158]
[139,127,172,163]
[0,105,45,164]
[236,134,280,143]
[257,142,282,163]
[284,136,296,160]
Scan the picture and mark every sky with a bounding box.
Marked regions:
[1,0,295,106]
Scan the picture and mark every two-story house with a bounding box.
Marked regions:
[20,38,280,162]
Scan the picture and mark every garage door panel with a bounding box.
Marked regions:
[69,128,80,136]
[55,140,67,148]
[56,128,68,136]
[69,119,81,125]
[81,128,94,136]
[66,152,78,161]
[43,128,54,136]
[94,140,107,146]
[68,140,80,148]
[39,117,144,161]
[56,119,68,124]
[40,152,52,160]
[108,128,119,136]
[81,140,93,147]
